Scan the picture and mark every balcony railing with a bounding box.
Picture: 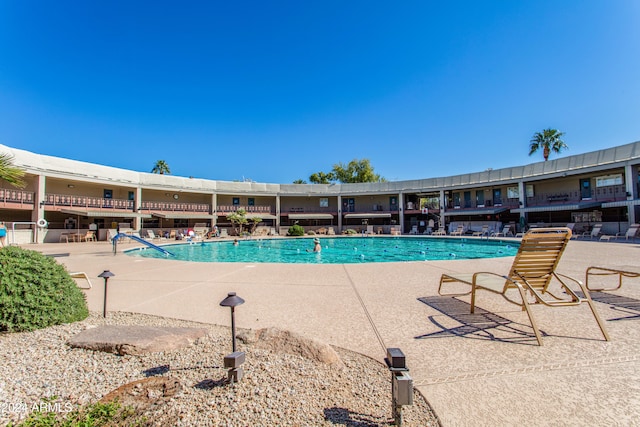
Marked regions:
[141,201,210,212]
[0,189,34,205]
[216,205,273,214]
[43,193,134,210]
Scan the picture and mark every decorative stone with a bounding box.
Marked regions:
[67,325,208,355]
[99,376,182,410]
[237,327,344,369]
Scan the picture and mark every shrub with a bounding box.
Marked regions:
[344,229,357,235]
[0,246,89,332]
[13,399,139,426]
[287,224,305,236]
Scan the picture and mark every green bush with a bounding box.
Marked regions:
[344,229,357,235]
[0,246,88,332]
[287,224,305,236]
[12,399,139,426]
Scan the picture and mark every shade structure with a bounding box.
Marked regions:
[601,199,640,208]
[60,209,152,218]
[511,201,601,214]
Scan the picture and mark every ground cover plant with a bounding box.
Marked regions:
[0,246,88,332]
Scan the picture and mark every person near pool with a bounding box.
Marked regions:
[0,221,6,247]
[307,237,322,253]
[233,238,239,246]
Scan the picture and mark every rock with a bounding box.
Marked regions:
[99,376,181,411]
[67,325,208,355]
[237,327,344,369]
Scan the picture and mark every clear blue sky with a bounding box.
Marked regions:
[1,1,639,183]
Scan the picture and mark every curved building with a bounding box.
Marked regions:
[1,141,639,243]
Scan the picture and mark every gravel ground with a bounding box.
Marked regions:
[0,312,440,426]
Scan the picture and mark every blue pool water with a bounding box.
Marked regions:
[125,237,519,264]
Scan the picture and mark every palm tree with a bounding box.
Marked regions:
[0,154,26,187]
[529,129,568,161]
[151,160,171,174]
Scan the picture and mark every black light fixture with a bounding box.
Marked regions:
[98,270,115,317]
[219,292,245,352]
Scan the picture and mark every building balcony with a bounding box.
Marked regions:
[43,193,134,210]
[0,189,35,209]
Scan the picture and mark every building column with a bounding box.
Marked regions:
[133,187,143,230]
[275,194,280,231]
[398,192,405,234]
[33,175,46,243]
[211,193,217,226]
[518,180,528,224]
[439,189,446,231]
[337,195,342,232]
[625,165,636,224]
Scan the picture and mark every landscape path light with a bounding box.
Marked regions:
[219,292,244,352]
[219,292,246,383]
[98,270,115,318]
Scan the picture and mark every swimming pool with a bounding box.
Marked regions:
[125,237,519,264]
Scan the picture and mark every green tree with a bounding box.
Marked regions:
[0,153,26,188]
[309,171,336,184]
[331,159,385,183]
[293,179,307,184]
[529,129,568,161]
[248,216,262,235]
[226,209,249,235]
[151,160,171,174]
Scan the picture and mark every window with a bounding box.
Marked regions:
[507,186,519,199]
[128,191,135,201]
[232,197,240,206]
[103,189,113,199]
[526,184,534,197]
[476,190,484,206]
[319,198,329,207]
[248,198,255,206]
[595,174,623,187]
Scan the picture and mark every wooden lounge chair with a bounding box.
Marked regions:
[438,227,610,346]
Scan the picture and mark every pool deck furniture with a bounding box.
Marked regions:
[585,266,640,291]
[438,227,610,346]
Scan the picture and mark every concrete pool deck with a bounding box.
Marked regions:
[34,236,640,426]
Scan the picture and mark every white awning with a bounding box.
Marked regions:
[344,213,392,219]
[246,213,278,220]
[601,199,640,208]
[511,201,601,213]
[60,209,152,218]
[289,213,334,220]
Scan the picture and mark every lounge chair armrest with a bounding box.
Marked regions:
[553,272,583,286]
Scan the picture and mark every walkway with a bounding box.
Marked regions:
[36,237,640,426]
